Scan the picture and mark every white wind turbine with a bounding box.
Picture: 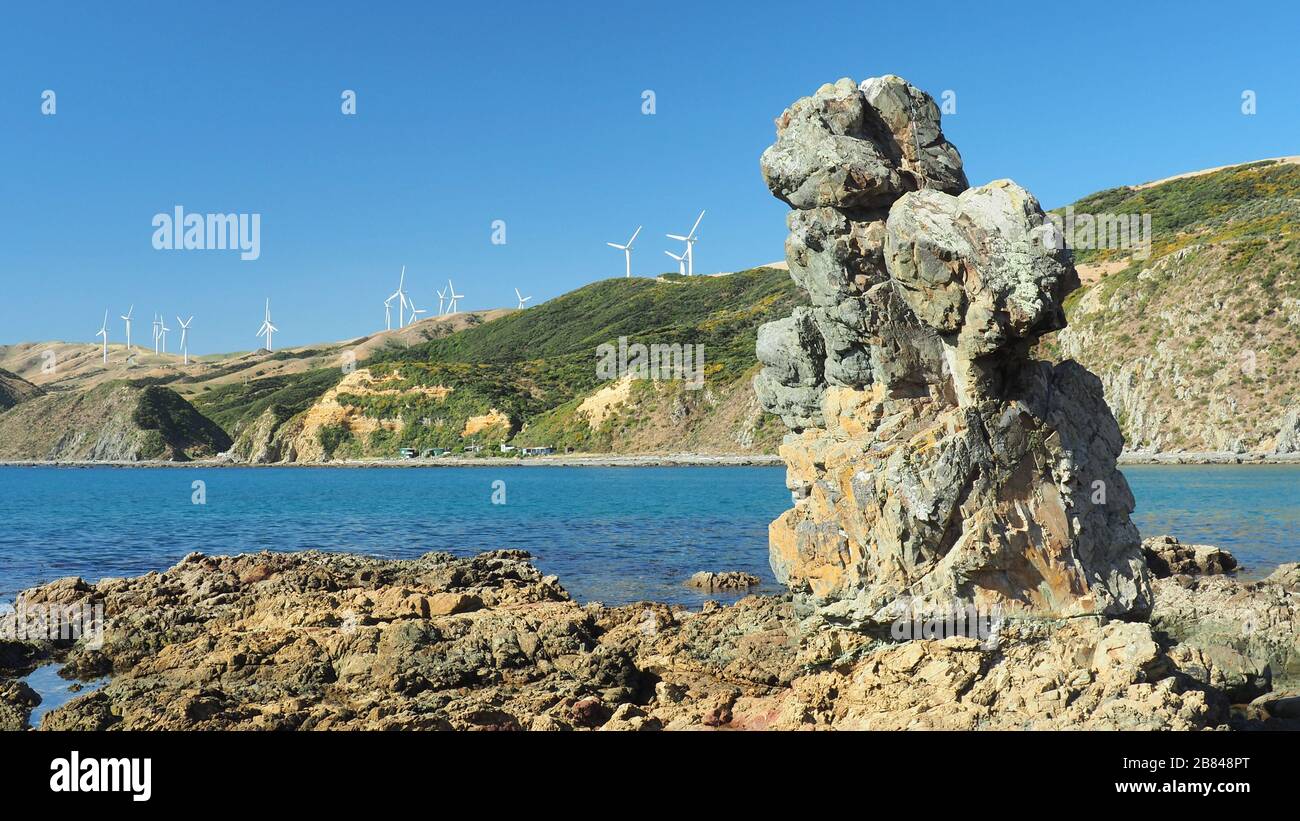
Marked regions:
[606,225,642,278]
[158,315,171,354]
[436,286,447,316]
[664,250,687,276]
[667,210,705,275]
[176,315,193,365]
[387,266,410,328]
[152,313,161,355]
[407,296,427,326]
[514,288,532,309]
[383,296,395,331]
[445,279,463,314]
[256,299,278,352]
[121,305,135,354]
[95,310,109,365]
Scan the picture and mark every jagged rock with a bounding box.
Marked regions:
[754,309,826,430]
[884,181,1077,369]
[684,571,761,591]
[1273,407,1300,454]
[755,75,1151,625]
[1143,535,1238,578]
[0,680,40,731]
[759,76,966,210]
[11,551,1226,731]
[1151,564,1300,691]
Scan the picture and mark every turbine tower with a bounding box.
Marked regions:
[606,225,642,278]
[121,305,135,353]
[515,288,532,309]
[667,210,705,275]
[152,313,161,355]
[387,267,409,328]
[177,315,193,365]
[445,279,463,314]
[95,310,109,365]
[158,315,171,354]
[664,250,687,276]
[256,299,278,352]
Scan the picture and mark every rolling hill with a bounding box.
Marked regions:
[1043,158,1300,454]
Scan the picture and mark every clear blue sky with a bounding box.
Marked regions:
[2,0,1296,353]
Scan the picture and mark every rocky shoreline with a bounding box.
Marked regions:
[4,451,1300,469]
[1,541,1295,731]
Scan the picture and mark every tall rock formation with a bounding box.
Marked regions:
[754,76,1151,626]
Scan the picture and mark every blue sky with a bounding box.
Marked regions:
[2,0,1297,353]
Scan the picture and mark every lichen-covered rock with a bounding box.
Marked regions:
[755,75,1151,625]
[1143,534,1238,578]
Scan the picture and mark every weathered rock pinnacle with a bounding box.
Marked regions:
[755,75,1151,626]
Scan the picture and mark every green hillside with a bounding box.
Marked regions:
[1047,159,1300,453]
[183,268,801,461]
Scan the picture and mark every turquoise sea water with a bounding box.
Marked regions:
[0,464,1296,606]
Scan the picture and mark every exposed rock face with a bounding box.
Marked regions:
[684,571,761,591]
[1274,407,1300,454]
[754,76,1151,625]
[1143,534,1238,578]
[1152,563,1300,695]
[9,550,1224,731]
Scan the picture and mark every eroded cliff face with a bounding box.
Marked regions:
[754,76,1151,625]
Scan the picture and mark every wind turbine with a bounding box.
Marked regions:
[606,225,642,278]
[445,279,463,314]
[407,296,427,325]
[515,288,532,309]
[256,299,278,352]
[436,286,447,316]
[158,315,171,354]
[95,310,109,364]
[387,267,409,328]
[121,305,135,354]
[664,250,687,276]
[667,210,705,275]
[383,296,394,331]
[152,313,161,355]
[176,315,193,365]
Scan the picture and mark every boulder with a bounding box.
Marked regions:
[755,76,1151,625]
[1143,534,1238,578]
[685,571,761,592]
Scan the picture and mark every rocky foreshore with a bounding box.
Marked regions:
[1,545,1296,731]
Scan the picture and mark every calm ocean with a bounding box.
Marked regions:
[0,464,1296,606]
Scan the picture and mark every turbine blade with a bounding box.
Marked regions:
[666,234,688,241]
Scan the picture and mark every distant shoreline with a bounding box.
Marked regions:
[0,453,786,468]
[1,451,1298,468]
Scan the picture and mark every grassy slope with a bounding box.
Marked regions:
[321,268,802,456]
[1047,160,1300,451]
[0,381,231,460]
